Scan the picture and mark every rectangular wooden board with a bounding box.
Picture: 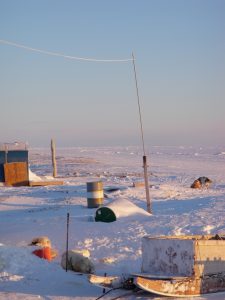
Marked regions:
[4,162,29,186]
[29,180,64,187]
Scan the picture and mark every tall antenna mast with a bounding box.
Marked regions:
[132,53,152,214]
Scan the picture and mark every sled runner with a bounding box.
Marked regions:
[88,272,225,297]
[134,272,225,297]
[89,235,225,297]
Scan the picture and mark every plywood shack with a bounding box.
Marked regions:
[0,142,64,187]
[142,235,225,278]
[0,142,28,183]
[4,162,29,186]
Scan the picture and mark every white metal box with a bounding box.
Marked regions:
[142,235,225,277]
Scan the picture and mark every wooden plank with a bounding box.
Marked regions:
[132,181,145,188]
[29,180,64,187]
[4,162,29,186]
[131,273,189,280]
[88,274,120,288]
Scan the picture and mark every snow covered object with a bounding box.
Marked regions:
[141,235,225,277]
[29,236,57,261]
[32,247,52,261]
[61,250,95,274]
[134,235,225,297]
[95,198,151,222]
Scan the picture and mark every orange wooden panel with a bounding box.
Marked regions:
[4,162,29,186]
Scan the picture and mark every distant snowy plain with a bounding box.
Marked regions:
[0,145,225,299]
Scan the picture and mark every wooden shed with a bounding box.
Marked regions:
[0,142,29,186]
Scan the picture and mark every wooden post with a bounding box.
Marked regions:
[51,139,57,178]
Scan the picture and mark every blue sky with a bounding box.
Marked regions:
[1,0,225,147]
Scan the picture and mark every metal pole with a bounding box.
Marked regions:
[132,53,145,156]
[143,155,151,213]
[66,212,70,272]
[132,53,152,214]
[4,144,8,164]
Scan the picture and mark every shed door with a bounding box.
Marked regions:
[4,162,29,186]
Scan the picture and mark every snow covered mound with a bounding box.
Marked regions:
[0,245,53,278]
[109,198,151,217]
[0,245,99,299]
[95,198,151,222]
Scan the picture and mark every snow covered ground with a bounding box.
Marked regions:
[0,145,225,299]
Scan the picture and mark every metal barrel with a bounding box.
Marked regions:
[86,181,104,208]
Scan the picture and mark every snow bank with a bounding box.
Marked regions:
[28,169,42,182]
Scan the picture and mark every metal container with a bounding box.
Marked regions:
[142,235,225,277]
[86,181,104,208]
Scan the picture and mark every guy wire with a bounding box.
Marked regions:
[0,39,133,62]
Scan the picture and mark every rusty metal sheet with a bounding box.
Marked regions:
[4,162,29,186]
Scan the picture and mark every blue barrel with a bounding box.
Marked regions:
[86,181,104,208]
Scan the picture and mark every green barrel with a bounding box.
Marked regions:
[95,207,116,222]
[86,181,104,208]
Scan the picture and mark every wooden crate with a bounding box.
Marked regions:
[142,235,225,277]
[4,162,29,186]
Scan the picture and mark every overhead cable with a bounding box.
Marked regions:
[0,39,133,62]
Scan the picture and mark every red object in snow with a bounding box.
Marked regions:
[32,247,52,261]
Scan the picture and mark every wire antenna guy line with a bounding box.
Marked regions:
[0,39,133,62]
